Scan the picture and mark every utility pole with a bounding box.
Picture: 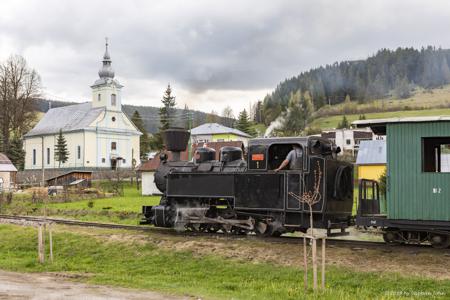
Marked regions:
[188,112,193,160]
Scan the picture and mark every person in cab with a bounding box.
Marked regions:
[274,144,303,172]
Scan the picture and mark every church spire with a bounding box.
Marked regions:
[98,37,115,79]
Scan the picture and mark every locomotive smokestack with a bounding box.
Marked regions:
[162,127,190,161]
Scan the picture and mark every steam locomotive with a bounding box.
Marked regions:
[142,128,354,236]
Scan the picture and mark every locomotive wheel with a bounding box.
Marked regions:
[221,224,232,234]
[271,230,282,237]
[430,234,450,249]
[255,221,268,236]
[382,231,397,244]
[231,226,248,235]
[266,223,284,237]
[207,224,220,233]
[199,224,209,232]
[186,224,201,232]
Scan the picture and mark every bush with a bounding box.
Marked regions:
[378,170,387,196]
[303,126,322,135]
[87,200,94,209]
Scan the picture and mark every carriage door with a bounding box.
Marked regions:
[286,173,302,210]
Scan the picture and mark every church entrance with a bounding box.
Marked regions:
[111,159,117,170]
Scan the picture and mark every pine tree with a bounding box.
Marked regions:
[337,115,349,129]
[236,109,256,136]
[302,91,314,124]
[159,84,177,131]
[131,110,150,160]
[394,76,411,99]
[282,90,305,135]
[54,129,69,168]
[183,104,192,129]
[6,137,25,170]
[253,101,263,124]
[151,84,177,151]
[149,132,163,151]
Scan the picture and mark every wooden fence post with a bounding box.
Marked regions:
[321,238,326,289]
[303,236,308,290]
[312,237,317,290]
[37,224,44,263]
[49,223,53,263]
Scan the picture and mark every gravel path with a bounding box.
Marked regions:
[0,270,188,300]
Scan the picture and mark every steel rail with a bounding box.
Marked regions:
[0,214,444,251]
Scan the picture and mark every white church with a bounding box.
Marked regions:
[23,41,141,170]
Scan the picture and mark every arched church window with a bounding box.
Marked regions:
[111,94,117,106]
[98,94,101,101]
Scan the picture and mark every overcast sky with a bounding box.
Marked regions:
[2,0,450,116]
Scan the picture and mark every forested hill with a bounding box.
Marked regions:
[262,46,450,125]
[33,98,232,134]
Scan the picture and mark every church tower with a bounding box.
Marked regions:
[91,38,123,111]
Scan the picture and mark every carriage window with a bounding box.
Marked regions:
[422,137,450,172]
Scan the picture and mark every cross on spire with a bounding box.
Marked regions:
[98,37,114,79]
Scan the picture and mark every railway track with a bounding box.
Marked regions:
[0,214,443,251]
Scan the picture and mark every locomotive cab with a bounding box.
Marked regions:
[239,137,352,235]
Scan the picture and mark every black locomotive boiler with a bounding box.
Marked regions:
[142,128,354,236]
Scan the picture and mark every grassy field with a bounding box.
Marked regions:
[0,224,448,300]
[308,84,450,129]
[251,122,267,136]
[311,107,450,130]
[1,183,160,225]
[48,184,160,212]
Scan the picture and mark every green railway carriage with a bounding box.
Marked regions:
[354,117,450,248]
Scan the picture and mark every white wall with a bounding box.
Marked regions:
[91,83,122,112]
[24,132,86,170]
[24,129,140,170]
[0,172,13,191]
[191,134,212,143]
[141,172,162,196]
[94,132,139,169]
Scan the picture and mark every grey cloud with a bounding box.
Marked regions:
[2,0,450,104]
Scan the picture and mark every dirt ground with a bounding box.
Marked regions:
[70,226,450,281]
[0,270,187,300]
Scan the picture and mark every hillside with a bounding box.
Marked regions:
[312,107,450,130]
[261,46,450,127]
[33,99,233,134]
[311,84,450,129]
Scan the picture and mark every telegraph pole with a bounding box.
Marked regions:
[188,112,193,160]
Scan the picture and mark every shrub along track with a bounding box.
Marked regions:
[0,214,446,252]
